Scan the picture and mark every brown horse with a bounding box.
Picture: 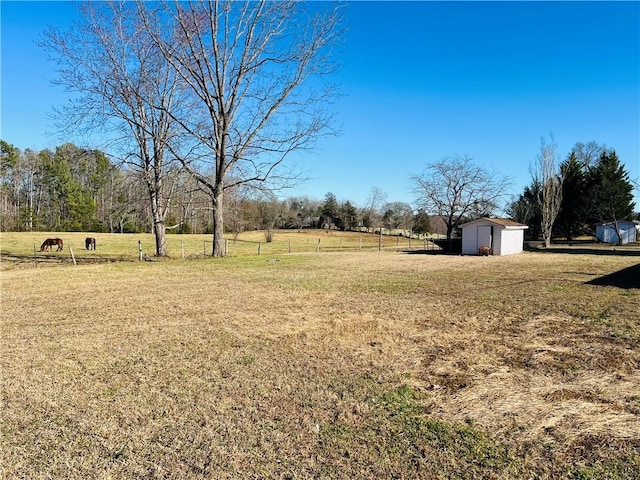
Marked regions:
[85,237,96,250]
[40,238,63,252]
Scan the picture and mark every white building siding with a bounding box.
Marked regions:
[460,218,528,256]
[461,224,479,255]
[492,229,503,255]
[498,229,525,255]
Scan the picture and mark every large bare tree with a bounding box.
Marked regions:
[42,1,184,256]
[411,156,510,239]
[533,134,563,248]
[140,0,342,256]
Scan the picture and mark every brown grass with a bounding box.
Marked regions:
[1,239,639,478]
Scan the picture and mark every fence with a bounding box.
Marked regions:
[10,231,444,266]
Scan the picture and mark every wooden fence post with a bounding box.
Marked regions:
[258,240,262,255]
[69,245,77,266]
[181,240,185,260]
[316,239,320,252]
[33,243,37,267]
[139,240,143,261]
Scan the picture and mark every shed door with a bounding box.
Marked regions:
[478,225,492,249]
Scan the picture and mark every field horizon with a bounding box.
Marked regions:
[1,232,639,478]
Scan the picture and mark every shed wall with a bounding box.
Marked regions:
[461,222,526,255]
[493,230,503,255]
[461,224,479,255]
[596,223,637,244]
[498,230,525,255]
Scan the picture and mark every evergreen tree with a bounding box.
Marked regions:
[555,151,587,240]
[586,150,635,224]
[506,180,542,240]
[412,209,432,236]
[319,192,342,229]
[339,200,358,231]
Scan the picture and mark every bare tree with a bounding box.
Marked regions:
[140,0,342,256]
[361,187,387,233]
[533,134,563,248]
[573,141,605,170]
[382,201,414,235]
[411,155,510,239]
[42,1,185,256]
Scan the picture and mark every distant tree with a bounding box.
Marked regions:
[254,193,286,241]
[572,141,605,169]
[586,150,635,245]
[0,141,21,230]
[412,209,432,236]
[411,155,510,239]
[283,196,318,231]
[382,208,393,233]
[225,186,252,240]
[320,192,341,229]
[382,202,414,234]
[339,200,358,231]
[533,134,563,248]
[361,187,387,233]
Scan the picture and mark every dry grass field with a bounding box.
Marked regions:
[1,231,639,478]
[0,230,423,266]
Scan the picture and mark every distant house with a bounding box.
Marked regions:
[595,221,637,244]
[460,218,529,256]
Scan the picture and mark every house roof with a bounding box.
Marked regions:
[460,217,529,229]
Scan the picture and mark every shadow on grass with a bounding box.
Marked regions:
[524,245,640,257]
[403,249,454,255]
[585,264,640,289]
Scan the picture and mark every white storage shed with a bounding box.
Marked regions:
[595,221,637,244]
[460,218,528,256]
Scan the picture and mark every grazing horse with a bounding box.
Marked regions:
[85,237,96,250]
[40,238,63,252]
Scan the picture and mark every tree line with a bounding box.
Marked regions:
[4,138,635,247]
[0,140,433,238]
[507,140,637,244]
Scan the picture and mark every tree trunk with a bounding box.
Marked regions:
[211,186,225,257]
[149,186,167,257]
[154,220,167,257]
[446,223,454,240]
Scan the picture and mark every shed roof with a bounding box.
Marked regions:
[460,217,529,229]
[596,220,636,227]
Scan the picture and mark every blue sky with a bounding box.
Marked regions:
[1,1,639,209]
